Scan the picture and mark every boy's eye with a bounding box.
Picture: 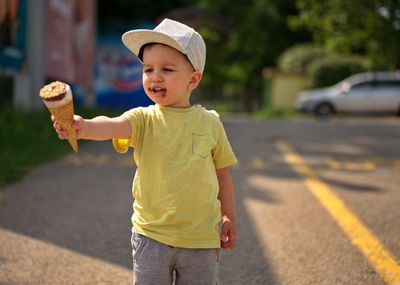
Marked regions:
[143,68,153,73]
[163,68,173,72]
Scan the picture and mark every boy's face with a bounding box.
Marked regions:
[142,44,201,108]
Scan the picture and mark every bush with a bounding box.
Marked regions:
[278,44,328,74]
[307,55,372,88]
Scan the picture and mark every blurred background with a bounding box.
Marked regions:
[1,0,400,185]
[1,2,400,283]
[1,0,399,112]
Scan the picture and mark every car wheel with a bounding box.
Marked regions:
[314,103,335,117]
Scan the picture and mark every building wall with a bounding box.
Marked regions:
[269,73,307,110]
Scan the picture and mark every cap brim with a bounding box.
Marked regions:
[122,30,186,59]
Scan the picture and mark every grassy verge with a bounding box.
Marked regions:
[209,102,309,119]
[254,107,309,119]
[0,106,121,186]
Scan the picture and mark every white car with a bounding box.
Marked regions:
[294,72,400,116]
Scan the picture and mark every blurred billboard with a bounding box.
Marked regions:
[45,0,95,87]
[95,24,153,109]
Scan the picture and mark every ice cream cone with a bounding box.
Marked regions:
[48,100,78,152]
[39,81,79,153]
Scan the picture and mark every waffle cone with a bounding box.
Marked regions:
[48,101,78,152]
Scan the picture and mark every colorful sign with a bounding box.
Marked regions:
[95,35,152,109]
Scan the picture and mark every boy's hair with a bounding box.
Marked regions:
[122,18,206,73]
[138,43,155,61]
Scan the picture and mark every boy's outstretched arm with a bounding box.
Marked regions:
[216,167,237,249]
[52,115,131,141]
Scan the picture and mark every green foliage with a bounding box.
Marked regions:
[290,0,400,69]
[254,106,306,119]
[194,0,310,110]
[278,44,328,73]
[0,107,67,185]
[0,107,121,186]
[307,55,372,88]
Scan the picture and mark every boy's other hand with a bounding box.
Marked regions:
[220,218,237,249]
[52,114,85,140]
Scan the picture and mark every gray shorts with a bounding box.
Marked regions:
[131,228,220,285]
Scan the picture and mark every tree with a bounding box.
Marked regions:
[290,0,400,69]
[194,0,310,111]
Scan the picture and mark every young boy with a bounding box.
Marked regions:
[53,18,237,284]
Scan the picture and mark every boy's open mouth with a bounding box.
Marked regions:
[149,87,167,96]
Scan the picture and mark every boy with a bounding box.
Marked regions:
[53,18,237,284]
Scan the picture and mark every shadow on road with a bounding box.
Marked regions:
[2,117,397,284]
[0,138,280,284]
[219,167,279,284]
[0,142,134,269]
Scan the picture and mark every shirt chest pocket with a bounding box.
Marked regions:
[192,134,214,158]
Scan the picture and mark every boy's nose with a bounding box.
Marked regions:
[151,71,163,82]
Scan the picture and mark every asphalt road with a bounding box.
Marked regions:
[1,116,399,285]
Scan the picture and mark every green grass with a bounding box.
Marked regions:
[254,107,309,119]
[0,106,121,186]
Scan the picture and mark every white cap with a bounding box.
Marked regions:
[122,18,206,73]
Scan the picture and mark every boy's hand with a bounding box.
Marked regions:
[220,217,237,249]
[52,114,85,140]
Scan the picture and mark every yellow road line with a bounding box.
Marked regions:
[324,156,341,170]
[249,156,269,170]
[275,139,400,285]
[344,160,375,171]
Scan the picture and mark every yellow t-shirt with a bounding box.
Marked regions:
[112,104,237,248]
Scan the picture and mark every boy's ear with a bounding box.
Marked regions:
[188,71,202,90]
